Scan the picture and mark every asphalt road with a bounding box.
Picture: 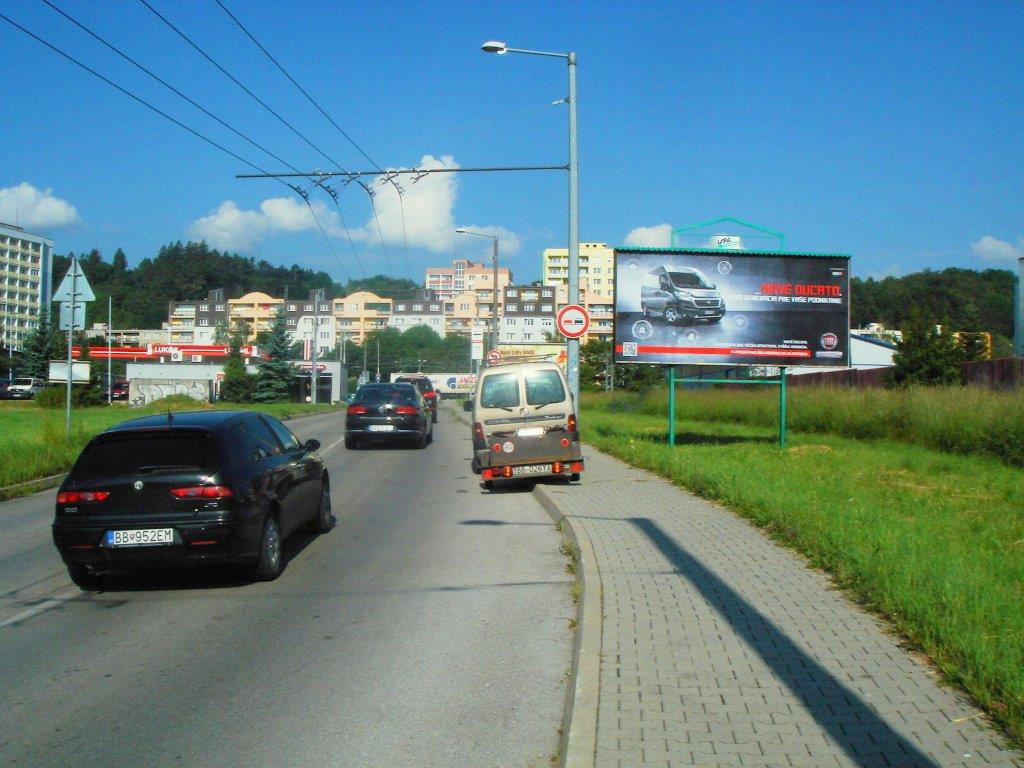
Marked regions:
[0,404,573,768]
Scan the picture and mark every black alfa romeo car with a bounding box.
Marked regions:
[52,410,332,588]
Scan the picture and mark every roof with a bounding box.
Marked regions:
[104,409,249,432]
[614,246,851,259]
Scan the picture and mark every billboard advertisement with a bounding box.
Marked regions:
[614,248,850,366]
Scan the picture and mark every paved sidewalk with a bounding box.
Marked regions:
[537,449,1023,768]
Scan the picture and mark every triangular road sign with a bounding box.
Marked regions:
[53,259,95,303]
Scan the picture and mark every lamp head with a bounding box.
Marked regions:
[455,228,468,234]
[481,40,508,54]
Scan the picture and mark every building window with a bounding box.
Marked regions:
[321,303,330,312]
[215,304,225,312]
[524,318,534,326]
[506,317,515,326]
[523,304,535,312]
[288,304,297,311]
[507,289,518,297]
[396,304,406,311]
[199,304,209,312]
[413,304,422,311]
[304,304,313,311]
[199,318,210,326]
[287,318,297,326]
[541,304,553,313]
[429,304,440,312]
[460,303,470,311]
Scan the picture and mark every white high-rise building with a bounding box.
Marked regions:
[0,222,54,351]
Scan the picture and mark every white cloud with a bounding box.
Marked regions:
[0,183,79,228]
[624,223,673,247]
[353,154,521,257]
[970,235,1024,262]
[189,197,338,250]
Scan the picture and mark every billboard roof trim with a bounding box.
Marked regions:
[615,246,851,259]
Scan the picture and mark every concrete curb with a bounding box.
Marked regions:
[534,482,601,768]
[0,472,66,501]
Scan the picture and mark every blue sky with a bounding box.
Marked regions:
[2,0,1022,287]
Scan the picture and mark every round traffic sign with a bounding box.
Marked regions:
[556,304,590,339]
[486,349,502,365]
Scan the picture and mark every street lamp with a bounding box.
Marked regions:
[481,39,580,404]
[455,228,500,356]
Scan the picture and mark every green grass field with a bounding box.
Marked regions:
[0,399,341,492]
[582,389,1024,744]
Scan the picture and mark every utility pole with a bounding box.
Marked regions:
[311,290,321,404]
[107,296,112,405]
[376,335,381,382]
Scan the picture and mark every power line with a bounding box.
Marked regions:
[137,0,393,275]
[212,0,408,278]
[4,8,355,285]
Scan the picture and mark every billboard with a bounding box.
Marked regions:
[613,248,850,367]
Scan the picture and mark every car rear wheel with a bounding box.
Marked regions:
[416,432,428,449]
[67,563,104,591]
[344,435,358,450]
[253,516,283,581]
[311,481,333,534]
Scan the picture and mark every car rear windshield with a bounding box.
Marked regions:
[397,377,433,392]
[524,369,565,406]
[72,430,218,477]
[356,385,417,403]
[480,372,520,408]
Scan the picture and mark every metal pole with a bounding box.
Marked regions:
[375,336,380,381]
[492,235,499,354]
[667,366,676,447]
[107,295,112,405]
[778,368,786,450]
[311,292,320,404]
[65,257,76,435]
[1015,257,1023,357]
[566,51,580,406]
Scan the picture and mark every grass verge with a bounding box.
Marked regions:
[0,400,341,494]
[582,397,1024,744]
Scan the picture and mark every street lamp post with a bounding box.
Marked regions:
[455,228,500,355]
[481,40,580,404]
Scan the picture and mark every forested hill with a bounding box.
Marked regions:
[851,268,1015,338]
[52,242,418,330]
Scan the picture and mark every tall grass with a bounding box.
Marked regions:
[583,384,1024,466]
[581,402,1024,744]
[0,400,341,491]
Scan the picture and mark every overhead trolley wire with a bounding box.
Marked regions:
[2,9,352,284]
[139,0,393,276]
[214,0,410,280]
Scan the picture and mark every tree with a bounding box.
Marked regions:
[21,312,52,379]
[579,337,663,393]
[219,325,255,402]
[253,307,294,402]
[890,312,962,386]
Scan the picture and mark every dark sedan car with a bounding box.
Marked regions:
[393,375,439,423]
[52,410,332,589]
[345,382,433,449]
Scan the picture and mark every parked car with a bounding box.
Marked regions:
[345,382,433,449]
[52,410,331,589]
[640,264,726,324]
[393,374,439,422]
[110,379,129,401]
[7,377,44,400]
[466,361,584,488]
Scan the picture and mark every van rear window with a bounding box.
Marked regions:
[480,372,520,408]
[524,369,565,406]
[72,431,217,477]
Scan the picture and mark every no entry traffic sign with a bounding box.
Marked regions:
[556,304,590,339]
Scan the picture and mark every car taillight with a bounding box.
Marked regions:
[571,462,583,473]
[347,404,367,415]
[553,461,564,474]
[473,422,485,441]
[394,405,418,415]
[170,485,234,499]
[424,391,437,399]
[57,490,110,504]
[568,414,577,432]
[501,466,514,478]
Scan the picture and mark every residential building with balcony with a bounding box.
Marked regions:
[281,289,335,357]
[167,288,230,344]
[1,222,53,351]
[229,291,283,341]
[542,242,615,300]
[334,290,392,345]
[390,290,445,338]
[500,284,558,345]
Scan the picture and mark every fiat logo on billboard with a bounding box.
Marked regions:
[820,332,839,350]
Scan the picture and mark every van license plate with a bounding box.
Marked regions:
[105,528,174,547]
[703,310,717,315]
[516,427,544,437]
[511,464,552,477]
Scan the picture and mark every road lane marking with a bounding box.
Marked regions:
[318,434,347,460]
[0,586,80,629]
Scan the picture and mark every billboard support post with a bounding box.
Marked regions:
[667,366,676,447]
[779,367,788,449]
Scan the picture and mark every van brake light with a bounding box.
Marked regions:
[568,414,577,432]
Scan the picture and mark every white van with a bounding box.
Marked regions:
[466,361,584,488]
[7,377,44,400]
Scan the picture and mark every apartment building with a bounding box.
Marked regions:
[0,222,53,351]
[334,290,392,345]
[542,242,615,300]
[390,290,446,338]
[228,291,283,341]
[281,289,335,357]
[167,288,230,344]
[426,258,513,300]
[500,284,558,345]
